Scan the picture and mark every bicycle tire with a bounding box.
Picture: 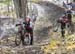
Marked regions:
[15,33,21,46]
[67,23,74,34]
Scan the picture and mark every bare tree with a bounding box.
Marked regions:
[13,0,28,18]
[73,0,75,2]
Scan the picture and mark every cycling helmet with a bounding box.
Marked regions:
[25,18,31,22]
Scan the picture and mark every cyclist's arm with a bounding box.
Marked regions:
[15,24,21,26]
[23,22,25,24]
[30,22,34,28]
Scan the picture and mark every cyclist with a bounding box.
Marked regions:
[23,17,33,45]
[57,15,68,37]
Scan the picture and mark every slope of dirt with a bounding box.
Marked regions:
[34,1,65,43]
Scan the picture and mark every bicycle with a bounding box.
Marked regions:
[54,18,74,38]
[66,22,75,35]
[15,24,32,46]
[53,18,68,38]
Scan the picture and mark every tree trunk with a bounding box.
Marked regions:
[13,0,28,18]
[7,4,10,16]
[73,0,75,2]
[21,0,28,18]
[13,0,22,18]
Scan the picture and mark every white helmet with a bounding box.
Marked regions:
[26,15,31,19]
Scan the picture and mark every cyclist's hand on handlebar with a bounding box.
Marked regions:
[23,22,25,24]
[16,24,21,26]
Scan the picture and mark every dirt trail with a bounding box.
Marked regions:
[34,1,65,43]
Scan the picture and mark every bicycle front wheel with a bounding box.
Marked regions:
[15,33,21,46]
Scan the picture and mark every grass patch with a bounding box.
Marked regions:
[31,0,41,3]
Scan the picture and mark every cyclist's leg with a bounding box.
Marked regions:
[61,23,65,38]
[29,29,33,45]
[30,33,33,45]
[61,28,65,37]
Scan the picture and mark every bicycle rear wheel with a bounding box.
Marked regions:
[67,23,74,34]
[15,33,21,46]
[24,34,31,45]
